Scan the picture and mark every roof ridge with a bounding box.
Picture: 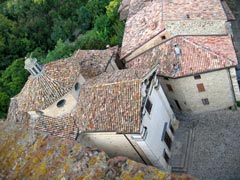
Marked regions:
[87,79,142,88]
[182,36,235,64]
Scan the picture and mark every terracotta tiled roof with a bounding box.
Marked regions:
[127,35,237,78]
[121,0,229,59]
[35,115,78,140]
[74,46,119,79]
[17,57,81,111]
[163,0,227,21]
[121,1,165,58]
[71,69,149,133]
[32,69,149,138]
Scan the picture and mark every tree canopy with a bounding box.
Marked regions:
[0,0,125,118]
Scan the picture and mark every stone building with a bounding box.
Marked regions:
[7,47,178,170]
[125,35,240,113]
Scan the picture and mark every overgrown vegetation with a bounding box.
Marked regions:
[0,0,125,118]
[226,0,238,14]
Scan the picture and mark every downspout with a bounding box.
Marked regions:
[227,68,237,106]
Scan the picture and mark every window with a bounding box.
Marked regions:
[163,149,170,163]
[164,132,172,150]
[175,100,182,111]
[75,82,80,91]
[142,127,148,140]
[202,98,209,105]
[194,75,201,79]
[161,122,168,141]
[166,84,173,92]
[57,99,66,108]
[197,83,205,92]
[170,123,175,135]
[146,99,152,114]
[164,77,169,80]
[161,35,166,40]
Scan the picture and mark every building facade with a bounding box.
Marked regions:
[125,35,240,113]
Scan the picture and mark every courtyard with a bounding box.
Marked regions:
[171,109,240,180]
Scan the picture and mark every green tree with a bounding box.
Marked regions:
[86,0,111,20]
[0,58,28,118]
[42,39,74,64]
[76,6,92,32]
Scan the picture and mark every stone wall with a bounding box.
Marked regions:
[159,69,236,113]
[164,20,227,37]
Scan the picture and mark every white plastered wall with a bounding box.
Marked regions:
[78,132,144,163]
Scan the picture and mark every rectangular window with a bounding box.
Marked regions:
[142,127,148,140]
[202,98,209,105]
[161,122,168,141]
[161,35,166,40]
[166,84,173,92]
[197,83,205,92]
[174,100,182,111]
[194,75,201,79]
[146,99,152,114]
[164,77,169,80]
[163,149,170,163]
[170,123,175,135]
[164,131,172,150]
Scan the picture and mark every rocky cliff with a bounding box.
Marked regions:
[0,121,195,179]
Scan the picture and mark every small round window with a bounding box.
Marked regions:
[57,99,66,108]
[75,82,80,91]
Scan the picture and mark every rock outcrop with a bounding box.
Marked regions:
[0,121,195,179]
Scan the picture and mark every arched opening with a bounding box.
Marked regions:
[57,99,66,108]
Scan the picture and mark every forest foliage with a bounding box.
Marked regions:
[0,0,125,118]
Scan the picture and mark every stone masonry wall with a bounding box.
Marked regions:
[159,69,235,113]
[164,20,227,37]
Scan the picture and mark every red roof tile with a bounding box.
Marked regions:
[163,0,227,21]
[74,46,119,79]
[127,35,237,78]
[121,0,230,59]
[17,57,81,111]
[71,69,150,133]
[121,1,165,59]
[32,69,151,138]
